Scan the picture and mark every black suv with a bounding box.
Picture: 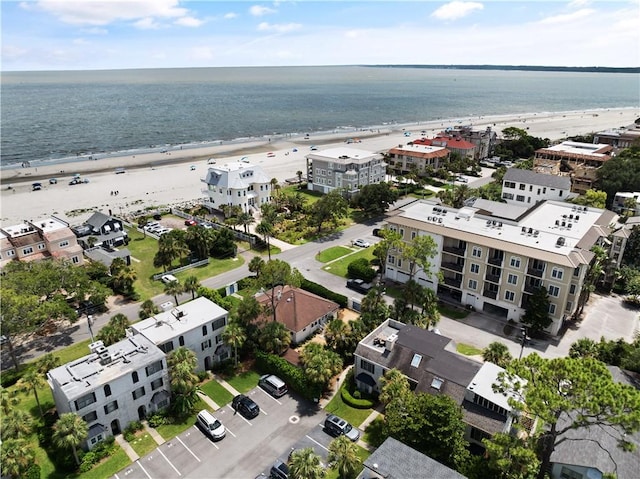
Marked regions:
[346,278,373,294]
[269,459,289,479]
[232,394,260,419]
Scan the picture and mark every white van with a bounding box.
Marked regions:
[196,410,226,440]
[258,374,288,398]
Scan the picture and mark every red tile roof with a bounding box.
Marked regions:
[414,135,476,150]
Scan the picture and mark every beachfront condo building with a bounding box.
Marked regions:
[131,297,230,372]
[306,147,387,196]
[47,335,170,449]
[533,141,613,195]
[201,162,273,214]
[383,199,623,336]
[386,143,450,175]
[0,216,84,268]
[594,122,640,149]
[501,168,572,205]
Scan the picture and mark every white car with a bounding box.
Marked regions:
[456,176,469,183]
[161,274,178,284]
[352,239,370,248]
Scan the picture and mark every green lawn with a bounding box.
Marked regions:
[322,248,375,278]
[70,446,131,479]
[200,379,234,407]
[226,370,261,393]
[324,444,371,479]
[324,392,373,430]
[438,304,471,320]
[456,343,483,356]
[317,246,353,263]
[128,431,158,458]
[155,399,206,440]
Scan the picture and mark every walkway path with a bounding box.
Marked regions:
[142,420,165,446]
[212,374,242,397]
[197,390,221,411]
[114,434,139,462]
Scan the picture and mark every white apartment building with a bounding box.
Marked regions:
[502,168,572,205]
[47,335,169,449]
[612,191,640,216]
[131,297,230,372]
[201,162,273,213]
[306,147,387,195]
[384,199,621,335]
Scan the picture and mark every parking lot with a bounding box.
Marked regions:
[112,386,326,479]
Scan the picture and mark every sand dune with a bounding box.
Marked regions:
[1,107,637,226]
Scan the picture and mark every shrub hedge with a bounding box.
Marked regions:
[347,258,377,282]
[339,370,376,409]
[254,350,322,401]
[301,278,348,308]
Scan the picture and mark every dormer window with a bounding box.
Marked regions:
[410,354,422,368]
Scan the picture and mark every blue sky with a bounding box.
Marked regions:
[2,1,638,71]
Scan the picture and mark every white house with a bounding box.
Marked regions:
[502,168,572,206]
[201,162,273,213]
[612,191,640,216]
[47,335,169,449]
[131,297,230,371]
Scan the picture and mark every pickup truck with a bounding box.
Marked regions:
[346,278,373,294]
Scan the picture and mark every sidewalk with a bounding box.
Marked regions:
[114,434,139,462]
[142,420,165,446]
[197,390,221,410]
[212,374,242,397]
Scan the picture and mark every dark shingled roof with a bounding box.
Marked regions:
[361,436,468,479]
[504,167,571,190]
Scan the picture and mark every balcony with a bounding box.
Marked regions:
[443,246,466,256]
[441,262,464,273]
[443,277,462,289]
[524,282,542,294]
[527,268,545,278]
[483,289,498,300]
[488,256,504,266]
[485,273,501,284]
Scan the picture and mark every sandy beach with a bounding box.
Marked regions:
[1,107,637,226]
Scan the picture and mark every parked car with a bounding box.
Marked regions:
[232,394,260,419]
[310,145,318,151]
[185,219,197,227]
[32,182,42,191]
[115,167,126,174]
[196,410,226,441]
[324,414,360,441]
[456,176,468,183]
[269,459,289,479]
[346,278,373,294]
[49,178,58,184]
[372,228,382,237]
[76,300,103,316]
[69,178,81,185]
[267,152,276,158]
[352,238,370,248]
[161,274,178,284]
[258,374,288,398]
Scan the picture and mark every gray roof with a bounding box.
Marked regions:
[504,168,571,190]
[85,211,114,230]
[549,366,640,477]
[469,198,530,221]
[84,246,130,267]
[360,437,467,479]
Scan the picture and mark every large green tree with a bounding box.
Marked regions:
[300,342,343,390]
[52,413,88,466]
[350,182,399,217]
[96,313,130,346]
[257,260,302,323]
[258,321,291,355]
[1,409,33,440]
[479,433,540,479]
[596,144,640,207]
[289,447,326,479]
[494,354,640,479]
[310,189,349,233]
[17,369,46,417]
[167,347,200,416]
[483,341,513,368]
[520,286,551,334]
[222,320,246,367]
[398,234,438,282]
[139,299,160,319]
[572,189,607,209]
[0,438,37,478]
[378,368,411,407]
[327,435,362,479]
[372,228,402,279]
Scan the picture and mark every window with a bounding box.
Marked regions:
[202,325,208,336]
[59,240,69,247]
[560,466,583,479]
[399,228,404,237]
[551,267,564,280]
[159,341,174,354]
[468,279,478,290]
[151,378,164,390]
[410,354,422,368]
[507,274,518,285]
[548,285,560,297]
[215,334,223,344]
[103,385,112,397]
[566,301,573,311]
[470,427,491,443]
[510,257,521,268]
[132,371,139,383]
[132,387,145,400]
[83,411,97,423]
[23,247,34,255]
[549,304,556,315]
[504,181,516,188]
[519,183,526,190]
[360,359,375,373]
[6,250,15,257]
[179,336,185,346]
[569,284,576,295]
[470,263,480,274]
[104,400,118,414]
[411,231,416,240]
[74,392,96,411]
[502,192,514,200]
[505,291,515,302]
[573,267,580,277]
[472,247,482,258]
[72,256,80,264]
[145,360,163,377]
[212,317,226,331]
[388,255,395,265]
[38,243,46,250]
[516,195,525,202]
[201,339,212,350]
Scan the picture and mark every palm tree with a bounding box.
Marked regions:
[17,369,45,417]
[111,264,137,296]
[183,276,200,300]
[52,413,88,466]
[237,211,255,234]
[327,436,361,479]
[482,341,513,368]
[323,319,348,352]
[248,256,265,277]
[185,225,213,260]
[0,438,36,478]
[0,386,20,415]
[1,409,33,439]
[258,321,291,355]
[256,220,274,260]
[139,299,160,319]
[36,352,60,375]
[222,321,246,367]
[568,338,599,359]
[137,217,149,237]
[167,347,199,416]
[289,447,325,479]
[164,279,184,305]
[379,368,410,406]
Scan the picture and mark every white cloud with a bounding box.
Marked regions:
[174,16,203,27]
[133,18,161,30]
[72,38,89,45]
[250,5,276,17]
[538,8,595,25]
[568,0,591,8]
[189,46,216,61]
[81,27,108,35]
[257,22,302,33]
[34,0,193,26]
[224,12,238,20]
[431,1,484,21]
[2,44,29,60]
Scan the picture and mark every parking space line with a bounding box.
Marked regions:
[137,460,153,479]
[229,406,253,425]
[257,388,282,405]
[157,448,181,476]
[225,427,236,438]
[261,409,268,416]
[177,434,202,461]
[306,435,329,452]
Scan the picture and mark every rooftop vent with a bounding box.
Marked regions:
[99,352,112,365]
[555,220,560,226]
[556,237,566,247]
[575,215,580,221]
[533,230,540,237]
[89,340,105,354]
[521,226,527,234]
[487,220,492,226]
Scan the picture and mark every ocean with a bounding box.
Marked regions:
[1,66,638,168]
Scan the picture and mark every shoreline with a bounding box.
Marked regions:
[1,107,638,226]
